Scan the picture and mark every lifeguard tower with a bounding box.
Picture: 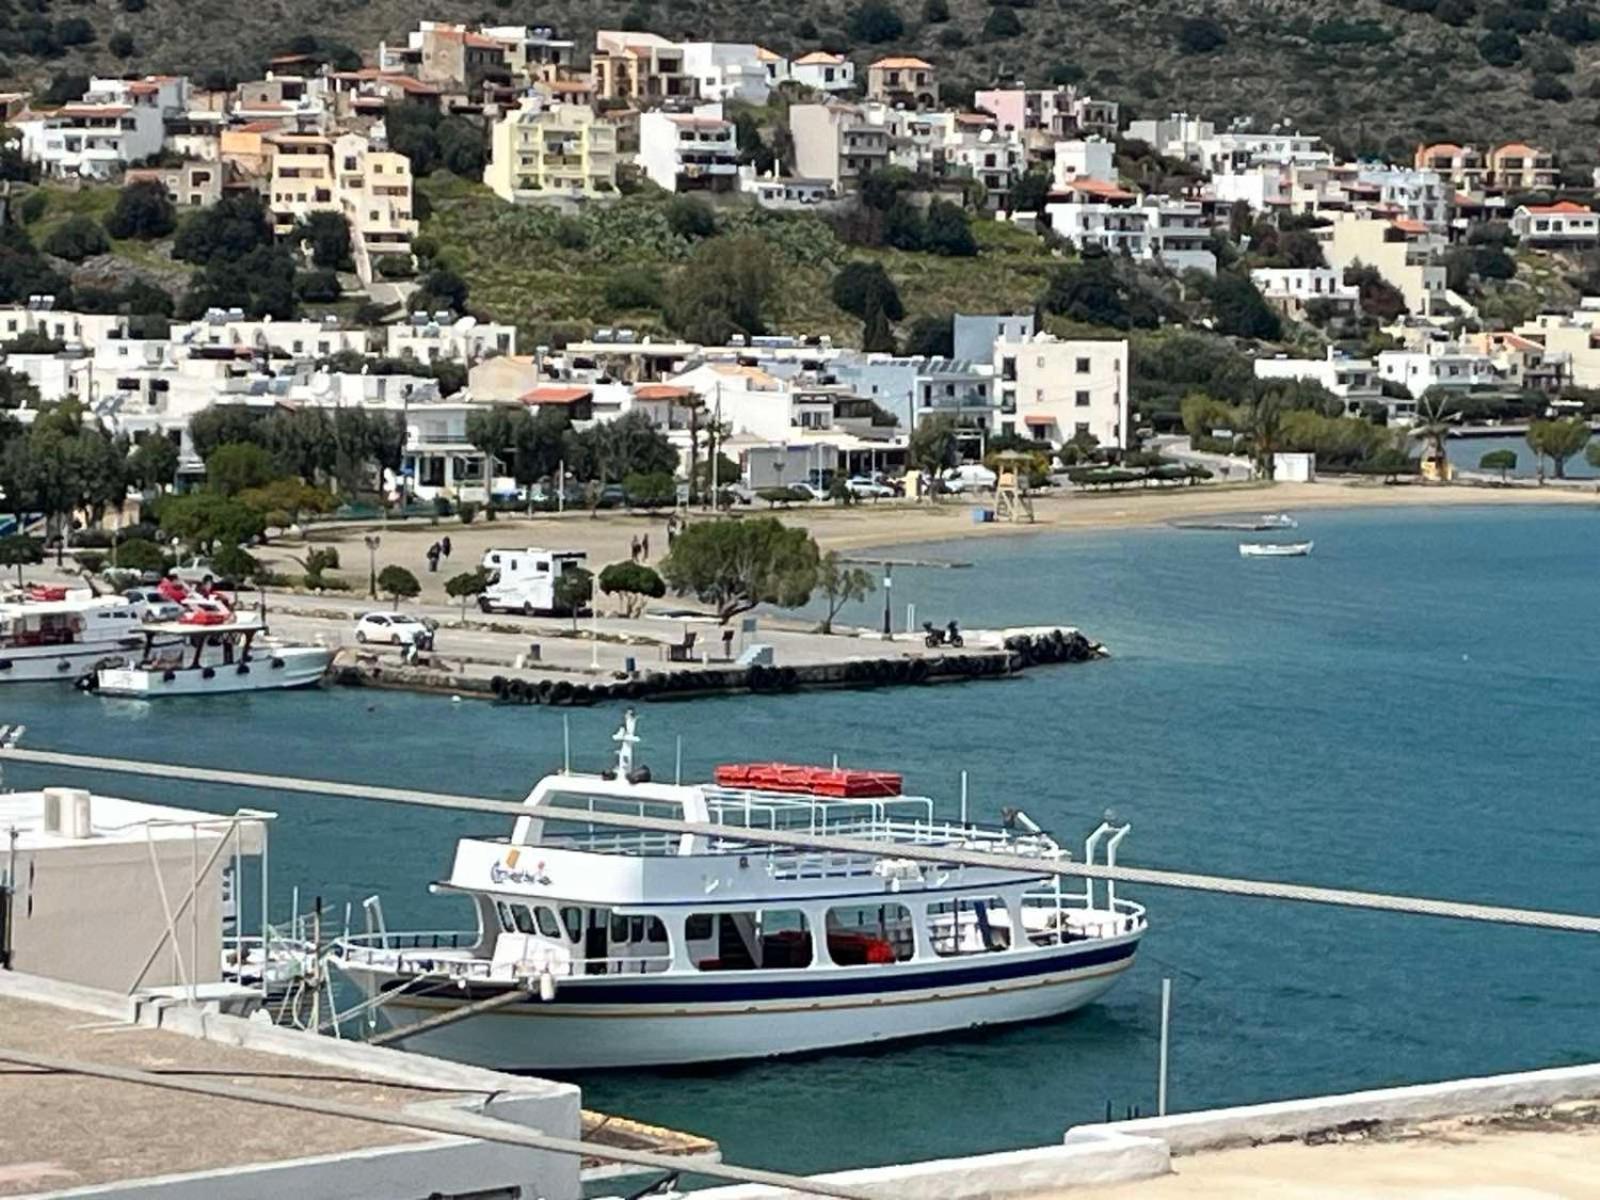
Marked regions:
[992,452,1035,523]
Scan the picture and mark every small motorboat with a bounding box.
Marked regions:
[1239,541,1314,558]
[1259,513,1298,529]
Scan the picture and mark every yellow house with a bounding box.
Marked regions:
[266,130,418,282]
[485,96,619,201]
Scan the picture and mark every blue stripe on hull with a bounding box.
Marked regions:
[386,937,1140,1007]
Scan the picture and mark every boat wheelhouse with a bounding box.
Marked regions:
[93,609,332,697]
[0,590,151,682]
[331,714,1147,1069]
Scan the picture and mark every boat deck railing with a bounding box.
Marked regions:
[331,935,674,981]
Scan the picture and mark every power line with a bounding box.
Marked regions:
[0,1047,872,1200]
[7,745,1600,935]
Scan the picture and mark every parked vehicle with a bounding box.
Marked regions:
[846,476,896,500]
[121,589,183,622]
[794,481,829,502]
[354,611,434,649]
[923,620,964,648]
[942,464,998,494]
[478,547,589,616]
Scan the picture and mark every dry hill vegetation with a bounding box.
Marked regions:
[4,0,1600,165]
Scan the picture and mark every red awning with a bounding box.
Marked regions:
[1023,414,1054,426]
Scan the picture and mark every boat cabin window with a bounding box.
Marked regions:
[510,905,537,936]
[825,903,915,963]
[534,906,562,939]
[927,895,1011,957]
[495,901,517,933]
[691,908,812,971]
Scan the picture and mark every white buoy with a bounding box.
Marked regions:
[538,970,557,1002]
[451,695,462,703]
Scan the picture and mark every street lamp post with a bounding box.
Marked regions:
[364,534,381,600]
[882,564,893,639]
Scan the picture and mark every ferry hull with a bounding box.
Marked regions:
[0,640,140,683]
[96,648,333,697]
[352,935,1142,1070]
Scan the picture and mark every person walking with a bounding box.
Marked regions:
[426,541,441,573]
[641,532,650,561]
[440,536,452,561]
[630,535,641,562]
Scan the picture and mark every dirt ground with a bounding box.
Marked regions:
[257,479,1599,606]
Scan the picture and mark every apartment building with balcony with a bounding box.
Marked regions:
[1355,165,1454,229]
[1250,268,1362,321]
[1511,200,1600,246]
[789,101,889,190]
[485,96,619,201]
[866,57,937,109]
[1322,213,1448,316]
[267,131,417,283]
[386,313,517,363]
[637,109,738,192]
[1254,349,1387,417]
[479,24,576,83]
[937,114,1025,207]
[1377,342,1504,396]
[790,51,854,93]
[1044,181,1217,274]
[415,23,512,92]
[1490,142,1557,192]
[20,75,187,180]
[1515,299,1600,388]
[994,333,1129,448]
[592,31,696,104]
[1053,138,1116,188]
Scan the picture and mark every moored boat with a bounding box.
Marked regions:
[1239,540,1314,558]
[0,589,153,682]
[325,713,1148,1070]
[92,607,332,697]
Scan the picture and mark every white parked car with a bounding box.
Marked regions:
[794,481,829,502]
[355,611,434,648]
[942,464,999,494]
[846,476,896,499]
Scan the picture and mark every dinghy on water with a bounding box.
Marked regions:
[1239,541,1314,558]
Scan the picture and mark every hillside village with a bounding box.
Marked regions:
[3,17,1600,521]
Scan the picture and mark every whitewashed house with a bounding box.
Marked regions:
[1250,268,1362,320]
[1045,181,1216,274]
[1512,201,1600,246]
[637,109,738,193]
[790,51,854,93]
[20,75,188,179]
[993,332,1129,448]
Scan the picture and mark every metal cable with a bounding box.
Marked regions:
[7,745,1600,934]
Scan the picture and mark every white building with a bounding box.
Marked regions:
[637,109,738,193]
[737,167,838,208]
[1045,182,1217,274]
[1250,268,1362,320]
[386,313,517,363]
[1377,345,1503,396]
[1053,139,1116,188]
[1254,349,1386,416]
[1124,114,1326,174]
[1512,201,1600,246]
[679,42,775,104]
[20,75,188,179]
[1355,165,1453,230]
[993,333,1129,448]
[666,361,792,441]
[790,51,854,93]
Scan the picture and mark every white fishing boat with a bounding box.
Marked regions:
[1239,541,1314,558]
[0,588,153,682]
[92,606,332,697]
[1259,513,1298,529]
[326,714,1147,1070]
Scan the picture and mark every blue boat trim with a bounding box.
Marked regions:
[387,937,1140,1007]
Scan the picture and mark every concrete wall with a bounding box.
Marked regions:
[9,839,226,992]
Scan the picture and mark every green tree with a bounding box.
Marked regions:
[1206,273,1281,339]
[604,265,664,310]
[1009,171,1051,213]
[666,195,716,240]
[908,415,959,475]
[0,533,41,584]
[377,564,421,605]
[661,518,820,623]
[156,492,265,554]
[553,565,594,630]
[831,261,904,321]
[924,201,977,256]
[445,566,491,617]
[982,6,1023,37]
[1527,416,1590,478]
[112,537,167,575]
[623,471,676,508]
[211,543,259,584]
[848,0,905,42]
[1479,449,1517,479]
[662,235,777,343]
[816,550,873,634]
[904,315,954,358]
[1040,256,1162,329]
[204,442,277,496]
[294,211,353,271]
[599,560,666,617]
[1246,387,1285,479]
[1178,15,1228,52]
[238,478,335,528]
[127,432,178,494]
[922,0,949,20]
[104,180,175,239]
[44,215,108,262]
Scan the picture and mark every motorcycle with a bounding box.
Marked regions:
[923,620,965,648]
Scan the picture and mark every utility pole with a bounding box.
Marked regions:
[881,564,892,639]
[363,535,381,600]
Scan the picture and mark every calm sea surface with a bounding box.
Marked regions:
[4,504,1599,1176]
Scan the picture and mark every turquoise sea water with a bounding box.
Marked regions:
[4,504,1599,1176]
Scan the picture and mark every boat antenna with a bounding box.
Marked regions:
[613,708,639,779]
[674,734,682,785]
[562,714,570,775]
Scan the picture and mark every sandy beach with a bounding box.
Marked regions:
[257,479,1597,602]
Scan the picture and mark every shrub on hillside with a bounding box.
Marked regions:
[44,215,108,262]
[848,0,905,42]
[1177,16,1228,53]
[104,180,176,239]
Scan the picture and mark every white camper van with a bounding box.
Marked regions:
[478,548,589,616]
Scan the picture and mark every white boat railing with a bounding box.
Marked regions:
[332,935,674,981]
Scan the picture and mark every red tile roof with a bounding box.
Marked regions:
[1525,200,1591,215]
[1390,217,1430,235]
[633,384,694,401]
[871,56,934,70]
[519,385,593,405]
[1052,177,1134,201]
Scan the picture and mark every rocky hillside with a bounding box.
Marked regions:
[6,0,1600,167]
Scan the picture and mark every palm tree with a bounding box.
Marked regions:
[1410,390,1458,479]
[1245,388,1284,480]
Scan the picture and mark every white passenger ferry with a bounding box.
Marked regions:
[0,588,151,682]
[330,714,1147,1069]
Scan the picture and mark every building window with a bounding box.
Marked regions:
[1075,390,1090,406]
[1075,357,1090,373]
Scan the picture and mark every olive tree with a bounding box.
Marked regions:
[661,518,819,624]
[599,561,666,617]
[816,551,874,634]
